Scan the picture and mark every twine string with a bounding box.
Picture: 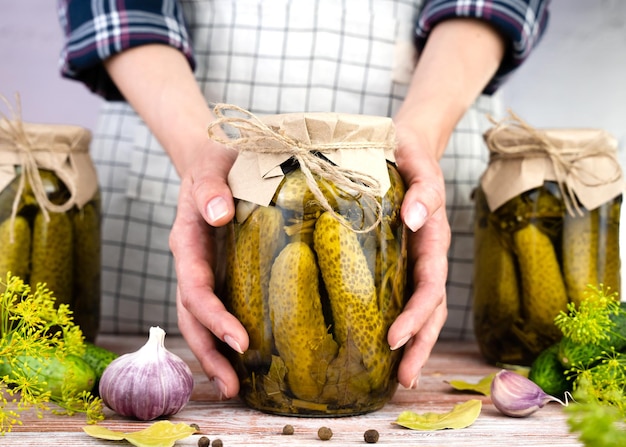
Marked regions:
[207,103,393,232]
[485,110,622,216]
[1,95,81,242]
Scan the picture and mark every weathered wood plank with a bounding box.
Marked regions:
[5,337,583,446]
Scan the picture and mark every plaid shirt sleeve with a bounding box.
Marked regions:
[57,0,194,101]
[416,0,550,94]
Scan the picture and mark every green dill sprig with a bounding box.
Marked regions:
[556,284,626,446]
[0,273,104,433]
[566,390,626,447]
[554,284,620,345]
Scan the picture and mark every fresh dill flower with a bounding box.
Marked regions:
[554,284,620,345]
[0,273,104,433]
[557,284,626,446]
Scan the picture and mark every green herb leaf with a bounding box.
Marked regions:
[554,285,619,345]
[83,421,197,447]
[447,373,495,396]
[0,274,104,432]
[395,399,482,431]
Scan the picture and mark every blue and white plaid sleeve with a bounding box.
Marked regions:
[57,0,194,100]
[416,0,551,94]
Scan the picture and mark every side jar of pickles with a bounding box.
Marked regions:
[473,114,624,366]
[213,110,407,416]
[0,120,101,341]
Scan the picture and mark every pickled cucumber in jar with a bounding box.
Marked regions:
[477,118,624,366]
[473,182,622,366]
[0,165,101,341]
[224,161,407,416]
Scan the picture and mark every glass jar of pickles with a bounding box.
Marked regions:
[211,109,407,416]
[473,113,624,366]
[0,119,101,341]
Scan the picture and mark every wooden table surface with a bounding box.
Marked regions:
[7,335,583,447]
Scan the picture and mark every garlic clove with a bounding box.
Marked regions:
[490,369,565,417]
[99,326,194,421]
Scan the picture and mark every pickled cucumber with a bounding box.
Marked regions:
[597,199,621,295]
[273,169,327,215]
[313,211,390,389]
[269,242,338,400]
[227,205,285,361]
[0,216,31,291]
[72,201,101,341]
[513,223,568,343]
[562,209,599,308]
[30,211,74,305]
[473,217,521,362]
[376,223,406,329]
[0,175,24,221]
[382,163,405,223]
[370,164,405,306]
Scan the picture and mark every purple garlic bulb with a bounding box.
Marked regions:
[99,326,194,420]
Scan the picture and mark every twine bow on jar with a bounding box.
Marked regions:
[207,103,396,233]
[484,111,623,217]
[0,96,91,242]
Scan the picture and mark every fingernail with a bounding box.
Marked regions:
[405,201,427,232]
[408,373,420,390]
[390,334,412,351]
[207,196,229,222]
[224,334,244,354]
[213,377,229,400]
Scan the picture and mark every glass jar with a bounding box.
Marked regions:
[474,117,623,366]
[0,122,101,341]
[223,160,407,416]
[474,183,622,365]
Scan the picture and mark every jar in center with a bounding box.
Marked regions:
[223,160,407,416]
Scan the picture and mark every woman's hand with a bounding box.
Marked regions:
[387,124,450,389]
[170,144,246,399]
[104,44,247,398]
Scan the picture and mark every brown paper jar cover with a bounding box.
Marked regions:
[473,113,624,366]
[0,120,101,341]
[209,106,407,416]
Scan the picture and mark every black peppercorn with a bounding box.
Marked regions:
[364,429,379,443]
[212,439,223,447]
[282,424,294,435]
[318,426,333,441]
[197,436,210,447]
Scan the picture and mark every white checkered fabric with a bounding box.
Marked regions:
[92,0,502,338]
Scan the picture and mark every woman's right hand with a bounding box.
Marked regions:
[169,143,248,399]
[104,44,248,398]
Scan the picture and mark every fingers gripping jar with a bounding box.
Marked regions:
[210,107,407,416]
[0,117,101,342]
[473,113,624,366]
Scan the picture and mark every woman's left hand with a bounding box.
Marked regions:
[386,123,450,389]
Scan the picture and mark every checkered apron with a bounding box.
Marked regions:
[92,0,501,338]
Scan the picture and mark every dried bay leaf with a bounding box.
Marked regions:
[83,421,197,447]
[395,399,482,431]
[322,333,371,405]
[447,373,495,396]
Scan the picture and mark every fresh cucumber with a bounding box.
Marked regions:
[0,353,96,399]
[81,342,119,379]
[557,336,604,369]
[529,343,571,398]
